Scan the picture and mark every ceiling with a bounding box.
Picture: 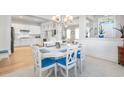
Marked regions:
[12,15,49,26]
[35,15,79,20]
[12,15,79,26]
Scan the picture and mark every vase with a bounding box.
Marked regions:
[99,34,104,38]
[121,35,124,38]
[56,42,60,49]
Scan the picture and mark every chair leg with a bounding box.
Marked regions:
[77,59,79,72]
[33,65,36,76]
[34,64,36,73]
[66,69,68,77]
[82,59,85,72]
[80,59,82,73]
[55,64,57,77]
[34,65,38,76]
[39,69,42,77]
[75,65,77,77]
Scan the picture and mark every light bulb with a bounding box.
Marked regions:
[52,16,56,21]
[69,16,73,21]
[64,17,67,22]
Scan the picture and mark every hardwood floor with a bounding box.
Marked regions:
[0,47,33,75]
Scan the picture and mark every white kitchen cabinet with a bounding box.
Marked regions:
[12,23,41,47]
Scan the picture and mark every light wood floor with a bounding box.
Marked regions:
[0,47,33,75]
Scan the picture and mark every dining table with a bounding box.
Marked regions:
[39,45,68,57]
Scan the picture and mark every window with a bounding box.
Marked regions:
[98,16,115,38]
[66,29,71,39]
[75,28,79,39]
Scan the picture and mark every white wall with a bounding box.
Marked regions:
[0,16,11,54]
[115,15,124,38]
[79,15,124,63]
[83,38,123,63]
[79,15,86,42]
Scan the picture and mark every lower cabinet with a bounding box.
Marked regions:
[118,46,124,64]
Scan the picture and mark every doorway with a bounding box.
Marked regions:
[11,27,15,53]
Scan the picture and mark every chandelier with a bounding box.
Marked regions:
[52,15,73,27]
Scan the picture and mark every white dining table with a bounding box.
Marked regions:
[39,45,68,57]
[42,52,65,58]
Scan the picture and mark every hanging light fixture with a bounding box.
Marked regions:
[52,15,60,23]
[52,15,73,27]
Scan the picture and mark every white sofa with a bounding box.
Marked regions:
[0,49,9,61]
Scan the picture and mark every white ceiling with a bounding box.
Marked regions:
[12,15,48,25]
[12,15,79,26]
[34,15,54,21]
[34,15,79,20]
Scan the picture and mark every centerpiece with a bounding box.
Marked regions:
[99,25,105,38]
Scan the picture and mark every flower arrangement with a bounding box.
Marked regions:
[99,25,105,38]
[114,24,124,46]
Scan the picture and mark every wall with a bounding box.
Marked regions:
[79,15,124,63]
[79,16,86,42]
[115,15,124,38]
[83,38,123,63]
[0,16,11,54]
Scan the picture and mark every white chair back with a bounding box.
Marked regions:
[32,46,42,67]
[66,47,77,65]
[32,46,37,64]
[32,45,57,77]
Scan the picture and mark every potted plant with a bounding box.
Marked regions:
[114,24,124,46]
[85,32,88,38]
[99,25,105,38]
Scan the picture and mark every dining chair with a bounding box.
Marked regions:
[77,44,86,73]
[32,46,57,77]
[56,48,77,77]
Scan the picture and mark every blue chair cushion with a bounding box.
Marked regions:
[77,50,81,59]
[41,58,55,68]
[0,50,8,54]
[57,57,66,66]
[57,57,75,66]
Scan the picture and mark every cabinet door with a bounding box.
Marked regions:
[118,47,124,64]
